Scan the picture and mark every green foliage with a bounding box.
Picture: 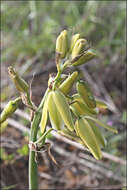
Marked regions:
[1,1,125,65]
[121,111,127,124]
[2,184,17,190]
[104,132,126,156]
[46,132,53,140]
[0,148,14,161]
[17,144,29,156]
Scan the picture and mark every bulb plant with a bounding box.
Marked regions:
[0,30,118,190]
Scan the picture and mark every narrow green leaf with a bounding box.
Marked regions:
[84,116,118,134]
[35,128,53,145]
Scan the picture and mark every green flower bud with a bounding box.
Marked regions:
[8,66,29,93]
[70,33,80,53]
[56,30,68,59]
[72,49,96,66]
[59,71,78,95]
[0,97,21,124]
[52,89,74,132]
[75,117,102,160]
[76,80,96,108]
[71,38,87,59]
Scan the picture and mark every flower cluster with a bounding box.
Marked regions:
[40,30,118,160]
[0,30,118,160]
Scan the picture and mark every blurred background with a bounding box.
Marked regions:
[1,1,126,189]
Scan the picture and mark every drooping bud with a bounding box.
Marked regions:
[76,80,96,108]
[70,33,80,53]
[40,92,49,134]
[52,89,74,132]
[47,91,64,130]
[8,66,29,94]
[0,97,21,124]
[71,49,96,66]
[59,71,78,95]
[75,117,102,160]
[56,30,68,59]
[71,38,87,59]
[70,94,97,116]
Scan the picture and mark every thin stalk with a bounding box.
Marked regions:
[29,112,41,190]
[54,60,69,84]
[29,89,49,190]
[34,128,53,145]
[29,69,63,189]
[54,70,62,83]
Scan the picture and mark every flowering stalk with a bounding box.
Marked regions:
[1,29,118,190]
[29,89,49,190]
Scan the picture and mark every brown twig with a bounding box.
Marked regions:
[51,142,125,182]
[50,129,126,165]
[82,69,120,115]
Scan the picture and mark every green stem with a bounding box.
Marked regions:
[55,60,69,81]
[34,128,53,145]
[28,64,64,189]
[26,92,37,111]
[54,59,70,88]
[54,70,62,83]
[29,89,49,190]
[62,60,71,70]
[29,112,41,190]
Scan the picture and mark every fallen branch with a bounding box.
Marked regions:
[50,142,125,182]
[50,129,126,165]
[82,69,120,115]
